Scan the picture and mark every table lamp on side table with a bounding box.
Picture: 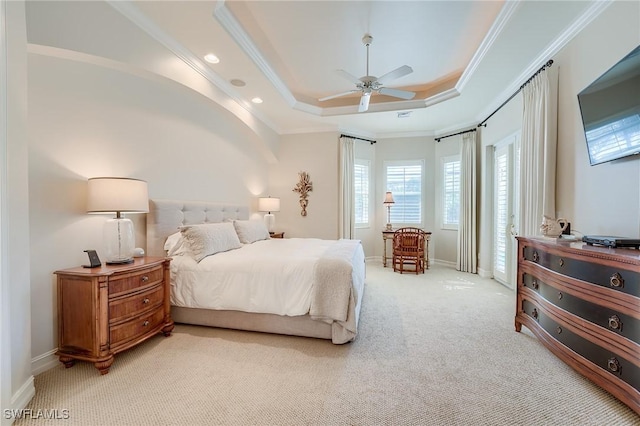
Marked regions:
[87,177,149,264]
[258,196,280,232]
[383,191,395,231]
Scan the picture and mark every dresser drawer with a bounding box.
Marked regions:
[521,299,640,391]
[108,265,164,297]
[522,245,639,296]
[522,273,639,344]
[109,284,164,324]
[110,308,164,348]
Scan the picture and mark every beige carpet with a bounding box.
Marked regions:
[16,263,639,425]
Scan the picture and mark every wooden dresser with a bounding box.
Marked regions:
[55,257,174,374]
[515,237,639,414]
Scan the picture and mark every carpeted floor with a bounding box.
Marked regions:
[16,263,640,425]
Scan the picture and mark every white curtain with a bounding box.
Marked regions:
[519,67,558,237]
[457,131,478,273]
[339,136,355,239]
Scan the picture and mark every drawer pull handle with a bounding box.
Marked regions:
[609,273,624,288]
[532,251,539,262]
[531,279,539,290]
[141,275,149,283]
[558,258,564,267]
[143,320,150,327]
[607,357,621,374]
[143,298,150,304]
[608,315,622,331]
[531,308,538,320]
[556,326,562,334]
[558,292,563,300]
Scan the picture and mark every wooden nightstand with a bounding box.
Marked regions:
[54,257,174,375]
[269,232,285,239]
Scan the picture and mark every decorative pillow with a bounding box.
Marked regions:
[233,219,270,244]
[179,222,242,262]
[164,232,192,257]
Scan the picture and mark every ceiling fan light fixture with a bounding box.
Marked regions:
[318,34,416,113]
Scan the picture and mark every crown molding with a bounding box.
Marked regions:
[213,1,297,107]
[476,0,614,124]
[106,0,282,134]
[456,0,522,92]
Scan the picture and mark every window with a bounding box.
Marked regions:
[385,161,423,225]
[442,156,460,229]
[354,160,370,227]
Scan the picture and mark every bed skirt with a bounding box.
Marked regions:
[171,306,333,340]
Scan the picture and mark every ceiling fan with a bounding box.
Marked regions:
[319,34,416,112]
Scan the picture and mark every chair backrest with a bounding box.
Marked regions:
[393,227,426,252]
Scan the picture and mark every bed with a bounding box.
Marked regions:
[146,199,366,344]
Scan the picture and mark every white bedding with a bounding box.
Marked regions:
[170,238,365,320]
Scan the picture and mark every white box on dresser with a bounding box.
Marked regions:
[515,237,639,415]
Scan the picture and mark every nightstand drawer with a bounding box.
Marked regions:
[109,284,164,324]
[110,308,164,348]
[109,265,164,297]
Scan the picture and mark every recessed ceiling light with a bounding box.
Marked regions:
[204,53,220,64]
[397,111,412,118]
[230,79,246,87]
[251,97,263,104]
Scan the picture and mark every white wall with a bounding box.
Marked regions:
[2,1,35,421]
[27,52,275,370]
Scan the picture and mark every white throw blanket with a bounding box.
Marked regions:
[310,239,363,343]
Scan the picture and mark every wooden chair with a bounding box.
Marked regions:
[392,227,426,274]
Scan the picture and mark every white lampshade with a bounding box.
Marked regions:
[258,197,280,232]
[258,197,280,213]
[87,177,149,264]
[383,191,395,205]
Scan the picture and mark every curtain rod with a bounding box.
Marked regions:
[435,128,476,143]
[477,59,554,128]
[340,134,376,145]
[436,59,554,142]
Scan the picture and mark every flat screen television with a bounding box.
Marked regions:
[577,45,640,166]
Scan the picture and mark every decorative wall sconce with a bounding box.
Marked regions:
[292,171,313,216]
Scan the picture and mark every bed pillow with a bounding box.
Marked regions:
[164,232,192,257]
[233,219,270,244]
[179,222,242,262]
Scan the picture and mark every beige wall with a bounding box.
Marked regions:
[27,53,275,369]
[268,133,339,240]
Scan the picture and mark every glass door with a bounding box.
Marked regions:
[493,135,520,288]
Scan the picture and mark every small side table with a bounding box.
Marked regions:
[269,231,285,239]
[382,229,431,269]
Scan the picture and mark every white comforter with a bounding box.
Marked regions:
[170,238,365,323]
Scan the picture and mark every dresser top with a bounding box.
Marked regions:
[517,236,640,264]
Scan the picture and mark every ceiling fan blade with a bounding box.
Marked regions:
[378,87,416,100]
[318,90,359,102]
[358,93,371,112]
[376,65,413,85]
[335,69,362,85]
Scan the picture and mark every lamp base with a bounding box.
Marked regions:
[104,217,135,264]
[263,213,276,232]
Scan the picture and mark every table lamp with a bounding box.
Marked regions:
[87,177,149,264]
[258,196,280,232]
[383,191,395,231]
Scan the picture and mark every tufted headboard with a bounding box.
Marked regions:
[146,199,250,257]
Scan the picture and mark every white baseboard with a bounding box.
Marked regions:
[431,259,456,268]
[31,348,58,376]
[9,375,35,415]
[477,267,493,278]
